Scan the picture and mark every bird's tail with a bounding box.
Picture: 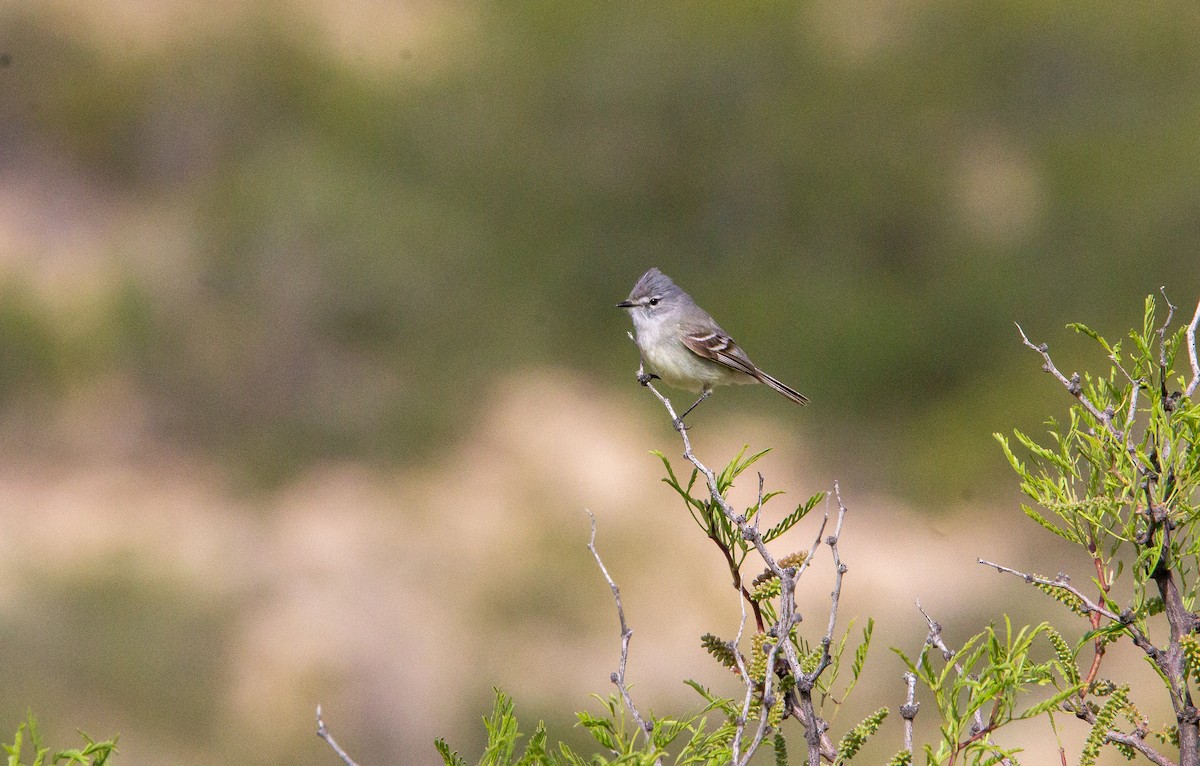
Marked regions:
[755,370,809,406]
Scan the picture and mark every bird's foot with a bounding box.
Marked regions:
[637,371,660,386]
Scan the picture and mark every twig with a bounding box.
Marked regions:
[916,602,986,736]
[816,484,850,678]
[1105,730,1178,766]
[730,597,755,765]
[1067,698,1178,766]
[900,671,918,754]
[1014,323,1121,439]
[316,706,362,766]
[976,559,1161,661]
[1157,287,1177,371]
[795,485,850,766]
[586,512,653,737]
[977,559,1118,624]
[1187,299,1200,398]
[738,636,784,766]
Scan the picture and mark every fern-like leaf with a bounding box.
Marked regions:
[764,491,825,543]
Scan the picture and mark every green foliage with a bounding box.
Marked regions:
[440,689,741,766]
[896,618,1078,763]
[988,295,1200,763]
[2,715,117,766]
[436,738,468,766]
[654,447,824,579]
[996,297,1200,601]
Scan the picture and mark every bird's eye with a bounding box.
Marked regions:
[648,297,660,306]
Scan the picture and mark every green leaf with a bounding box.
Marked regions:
[436,739,468,766]
[514,723,549,766]
[1021,504,1081,544]
[482,690,522,766]
[843,618,874,701]
[764,491,826,543]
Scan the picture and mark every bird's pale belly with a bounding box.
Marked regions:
[640,336,747,393]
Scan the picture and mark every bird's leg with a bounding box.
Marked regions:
[673,389,711,430]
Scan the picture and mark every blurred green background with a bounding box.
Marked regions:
[1,0,1198,763]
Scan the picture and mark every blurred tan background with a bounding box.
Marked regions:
[1,0,1199,763]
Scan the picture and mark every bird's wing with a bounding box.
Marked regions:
[680,327,759,377]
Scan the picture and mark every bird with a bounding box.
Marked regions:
[617,267,807,421]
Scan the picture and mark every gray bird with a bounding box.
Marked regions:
[617,268,808,420]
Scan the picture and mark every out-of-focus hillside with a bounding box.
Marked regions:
[3,0,1199,493]
[0,1,1197,763]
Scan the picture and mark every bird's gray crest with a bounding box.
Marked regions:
[628,267,685,303]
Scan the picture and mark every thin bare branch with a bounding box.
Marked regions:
[818,484,850,668]
[738,636,784,766]
[916,601,986,736]
[1187,299,1200,398]
[900,671,918,754]
[730,597,755,765]
[586,511,653,737]
[316,706,362,766]
[1014,323,1121,438]
[1158,287,1177,371]
[1067,697,1178,766]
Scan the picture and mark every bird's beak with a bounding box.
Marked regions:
[616,300,635,309]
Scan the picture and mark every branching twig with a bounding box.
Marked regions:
[817,484,850,676]
[976,559,1162,662]
[586,511,653,737]
[916,601,987,738]
[316,706,362,766]
[792,486,851,765]
[1014,323,1122,440]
